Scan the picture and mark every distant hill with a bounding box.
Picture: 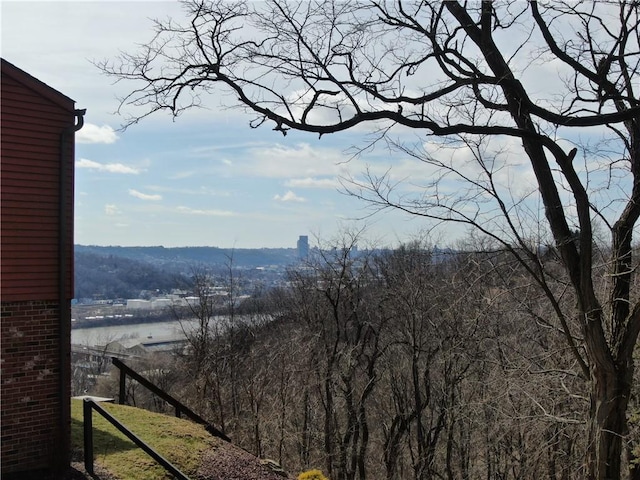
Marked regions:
[76,245,298,269]
[74,250,188,300]
[74,245,300,301]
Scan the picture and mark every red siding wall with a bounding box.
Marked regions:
[1,71,75,301]
[1,59,79,477]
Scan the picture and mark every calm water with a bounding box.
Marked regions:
[71,319,198,347]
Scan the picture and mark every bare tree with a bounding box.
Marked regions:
[71,333,118,396]
[284,232,386,480]
[173,267,216,376]
[100,2,640,478]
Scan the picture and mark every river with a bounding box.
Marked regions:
[71,319,199,347]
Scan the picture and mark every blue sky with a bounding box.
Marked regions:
[2,1,437,248]
[2,2,629,249]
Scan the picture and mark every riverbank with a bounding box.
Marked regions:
[72,307,176,329]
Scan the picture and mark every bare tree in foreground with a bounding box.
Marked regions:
[100,2,640,478]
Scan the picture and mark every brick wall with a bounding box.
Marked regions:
[1,300,63,475]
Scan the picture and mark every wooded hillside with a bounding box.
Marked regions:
[95,240,640,480]
[74,250,187,300]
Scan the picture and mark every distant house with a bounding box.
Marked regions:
[1,58,85,478]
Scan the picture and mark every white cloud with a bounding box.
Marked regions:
[76,123,119,144]
[274,190,306,202]
[148,185,231,197]
[104,204,120,216]
[176,206,234,216]
[129,189,162,201]
[77,158,141,174]
[169,171,196,180]
[239,143,352,179]
[285,177,341,189]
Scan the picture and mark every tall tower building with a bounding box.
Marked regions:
[297,235,309,259]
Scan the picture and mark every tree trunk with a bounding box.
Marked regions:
[588,361,633,480]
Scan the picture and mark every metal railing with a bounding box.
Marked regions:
[83,398,189,479]
[111,357,230,441]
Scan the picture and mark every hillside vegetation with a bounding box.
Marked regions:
[90,239,640,479]
[74,251,187,300]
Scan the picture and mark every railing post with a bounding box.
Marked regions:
[83,399,94,475]
[119,368,126,405]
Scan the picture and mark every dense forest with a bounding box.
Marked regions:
[95,239,640,480]
[74,250,187,300]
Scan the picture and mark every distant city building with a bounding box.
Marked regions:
[127,299,151,310]
[151,298,172,309]
[297,235,309,259]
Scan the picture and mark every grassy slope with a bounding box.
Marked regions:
[71,399,217,480]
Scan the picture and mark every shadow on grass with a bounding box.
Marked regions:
[71,416,138,457]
